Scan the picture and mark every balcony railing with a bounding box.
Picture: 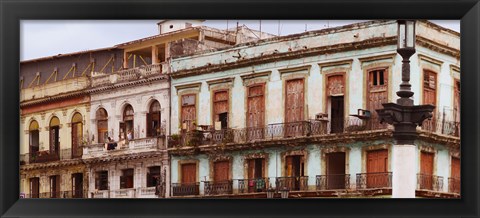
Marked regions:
[356,172,392,189]
[237,178,270,193]
[204,180,234,195]
[112,188,136,198]
[421,118,460,137]
[316,174,350,190]
[26,190,87,198]
[91,190,110,198]
[83,137,160,158]
[27,150,60,163]
[171,182,200,197]
[448,177,460,194]
[417,174,444,192]
[275,176,309,191]
[91,63,165,87]
[168,118,386,148]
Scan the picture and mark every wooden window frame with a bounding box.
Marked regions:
[180,94,197,132]
[147,100,162,137]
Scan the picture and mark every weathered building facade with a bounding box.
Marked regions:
[19,20,274,198]
[167,20,460,198]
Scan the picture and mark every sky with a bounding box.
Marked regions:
[20,20,460,61]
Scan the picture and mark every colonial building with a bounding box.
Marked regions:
[167,20,460,198]
[20,20,275,198]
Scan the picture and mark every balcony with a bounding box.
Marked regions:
[316,174,351,190]
[275,176,309,191]
[25,150,59,164]
[83,137,161,159]
[24,190,87,198]
[171,182,200,197]
[356,172,392,189]
[204,180,234,195]
[448,177,460,194]
[168,118,383,148]
[111,188,136,198]
[237,178,270,193]
[421,118,460,137]
[417,173,444,192]
[91,63,166,87]
[91,190,110,198]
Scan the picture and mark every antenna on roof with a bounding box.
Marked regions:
[259,20,262,39]
[278,20,281,36]
[305,24,308,32]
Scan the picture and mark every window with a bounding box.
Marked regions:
[147,166,161,187]
[49,117,60,153]
[181,94,196,131]
[71,113,83,158]
[29,120,40,154]
[96,108,108,143]
[367,69,388,130]
[95,171,108,190]
[213,90,229,129]
[147,101,162,137]
[30,177,40,198]
[71,173,83,198]
[49,175,60,198]
[247,158,265,179]
[120,169,134,189]
[121,105,134,140]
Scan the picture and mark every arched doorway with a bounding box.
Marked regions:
[96,108,108,143]
[71,113,83,158]
[121,104,134,140]
[147,100,161,137]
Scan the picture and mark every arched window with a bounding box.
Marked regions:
[71,113,83,157]
[147,100,162,137]
[121,105,134,140]
[29,120,40,154]
[49,117,60,153]
[96,108,108,143]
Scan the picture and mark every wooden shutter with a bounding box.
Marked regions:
[420,152,434,175]
[213,161,230,182]
[327,75,344,96]
[366,149,388,188]
[451,157,460,179]
[367,70,388,129]
[181,163,196,184]
[454,80,460,123]
[423,71,437,106]
[286,156,294,177]
[247,85,265,128]
[285,79,305,123]
[213,90,229,122]
[181,95,196,131]
[50,128,56,152]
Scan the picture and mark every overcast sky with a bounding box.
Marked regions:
[20,20,460,61]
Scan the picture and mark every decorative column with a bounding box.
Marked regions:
[376,20,434,198]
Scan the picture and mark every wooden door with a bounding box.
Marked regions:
[29,130,39,153]
[367,69,388,129]
[72,123,83,157]
[50,127,59,152]
[97,120,108,143]
[366,149,388,188]
[213,161,230,182]
[72,173,83,198]
[213,90,229,128]
[451,157,460,179]
[420,152,434,190]
[181,163,196,184]
[454,80,460,136]
[423,71,437,130]
[330,96,344,133]
[285,79,304,137]
[326,152,346,189]
[181,95,196,131]
[247,85,265,140]
[30,177,40,198]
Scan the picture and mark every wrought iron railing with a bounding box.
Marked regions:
[27,149,60,164]
[204,180,234,195]
[237,178,270,193]
[168,118,389,148]
[417,174,444,192]
[171,182,200,196]
[316,174,350,190]
[448,177,460,194]
[356,172,392,189]
[275,176,309,191]
[421,118,460,137]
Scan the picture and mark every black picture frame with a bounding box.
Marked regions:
[1,0,479,217]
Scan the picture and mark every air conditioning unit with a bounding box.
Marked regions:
[315,113,328,120]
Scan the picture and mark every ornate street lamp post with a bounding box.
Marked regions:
[376,20,435,198]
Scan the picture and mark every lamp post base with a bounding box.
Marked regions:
[392,144,417,198]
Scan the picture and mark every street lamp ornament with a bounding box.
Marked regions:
[376,20,435,145]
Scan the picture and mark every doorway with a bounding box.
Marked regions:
[330,96,344,133]
[326,152,346,189]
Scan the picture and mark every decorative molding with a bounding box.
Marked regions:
[419,144,436,153]
[450,64,460,81]
[244,152,269,160]
[418,54,444,66]
[40,112,46,120]
[358,53,396,64]
[209,154,232,162]
[318,59,354,70]
[207,77,235,90]
[62,109,68,116]
[174,82,202,94]
[240,71,271,81]
[278,65,311,76]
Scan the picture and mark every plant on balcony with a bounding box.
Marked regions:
[221,129,234,144]
[187,130,203,147]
